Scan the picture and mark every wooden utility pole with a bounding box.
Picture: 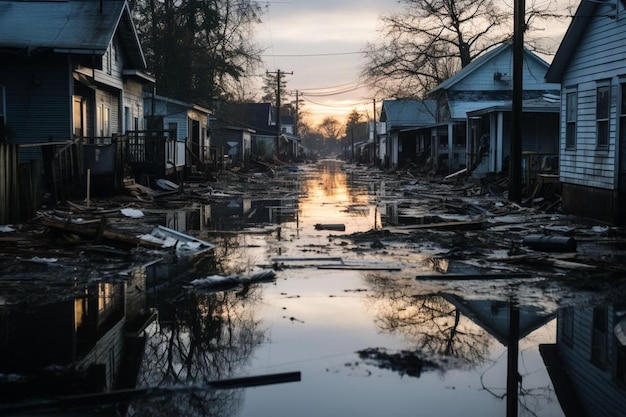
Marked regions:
[266,69,292,159]
[509,0,525,202]
[507,302,520,417]
[373,99,378,165]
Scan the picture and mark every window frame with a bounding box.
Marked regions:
[596,82,611,149]
[591,307,608,369]
[565,89,577,149]
[615,80,626,151]
[0,85,6,138]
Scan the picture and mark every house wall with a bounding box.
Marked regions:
[0,53,72,160]
[123,80,144,133]
[449,50,558,93]
[94,35,124,91]
[556,305,626,416]
[556,7,626,223]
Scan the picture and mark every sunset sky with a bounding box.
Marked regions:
[256,0,402,127]
[255,0,573,128]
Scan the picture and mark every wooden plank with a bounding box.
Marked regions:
[416,272,533,280]
[318,264,401,271]
[39,215,162,248]
[384,219,485,232]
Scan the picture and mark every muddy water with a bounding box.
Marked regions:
[131,160,626,417]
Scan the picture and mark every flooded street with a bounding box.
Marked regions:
[2,160,626,416]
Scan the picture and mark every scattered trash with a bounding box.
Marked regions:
[523,235,577,252]
[187,270,277,291]
[120,208,144,218]
[155,178,180,191]
[0,225,15,232]
[314,223,346,231]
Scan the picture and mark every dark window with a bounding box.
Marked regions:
[619,83,626,149]
[591,307,608,368]
[596,85,610,148]
[562,307,574,346]
[0,85,5,137]
[566,91,577,149]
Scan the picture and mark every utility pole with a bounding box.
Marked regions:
[266,69,292,159]
[295,90,300,137]
[373,99,377,165]
[509,0,525,203]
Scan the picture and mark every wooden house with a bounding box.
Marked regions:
[378,100,436,169]
[142,94,211,179]
[428,42,560,174]
[545,0,626,225]
[0,0,154,201]
[210,125,254,166]
[216,102,300,162]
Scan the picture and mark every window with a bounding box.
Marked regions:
[96,104,111,140]
[619,83,626,150]
[106,46,112,75]
[566,91,577,149]
[562,307,574,346]
[0,86,6,139]
[596,84,610,148]
[591,307,608,368]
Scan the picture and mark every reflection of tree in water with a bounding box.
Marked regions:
[128,285,265,416]
[363,274,492,369]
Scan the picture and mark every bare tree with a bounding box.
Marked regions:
[362,0,563,99]
[318,117,343,141]
[130,0,263,108]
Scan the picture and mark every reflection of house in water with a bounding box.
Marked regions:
[203,198,298,230]
[0,267,153,402]
[442,294,556,346]
[541,304,626,417]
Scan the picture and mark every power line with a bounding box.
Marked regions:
[261,51,365,57]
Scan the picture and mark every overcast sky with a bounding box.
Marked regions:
[255,0,572,127]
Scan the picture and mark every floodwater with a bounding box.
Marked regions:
[129,160,623,417]
[2,160,626,416]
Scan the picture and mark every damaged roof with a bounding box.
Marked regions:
[0,0,146,68]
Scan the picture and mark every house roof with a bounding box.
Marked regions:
[430,42,551,94]
[380,99,436,128]
[545,0,626,82]
[467,95,560,117]
[0,0,146,69]
[146,94,211,115]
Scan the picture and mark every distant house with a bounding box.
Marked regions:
[217,102,300,161]
[378,100,436,168]
[143,94,211,177]
[427,42,560,174]
[545,0,626,225]
[0,0,154,198]
[210,125,254,166]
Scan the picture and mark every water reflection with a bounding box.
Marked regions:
[541,303,626,416]
[0,267,151,410]
[128,289,264,417]
[363,275,493,367]
[3,160,625,416]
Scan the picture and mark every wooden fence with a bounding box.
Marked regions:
[0,143,41,224]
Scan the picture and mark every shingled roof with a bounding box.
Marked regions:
[0,0,146,69]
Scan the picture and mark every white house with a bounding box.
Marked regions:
[546,0,626,225]
[428,42,560,174]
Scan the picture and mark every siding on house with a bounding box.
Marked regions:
[542,0,626,223]
[1,54,72,160]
